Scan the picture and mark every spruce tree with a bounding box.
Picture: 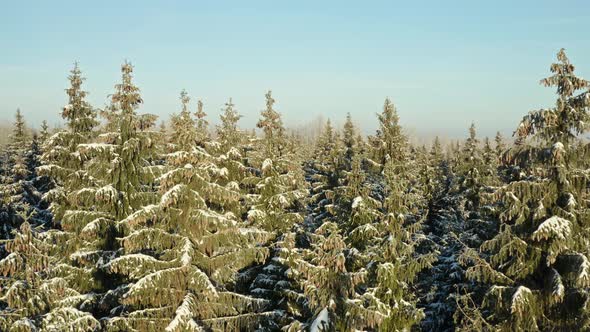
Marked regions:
[36,62,161,328]
[256,91,287,158]
[308,119,343,222]
[341,113,358,170]
[39,120,50,144]
[0,215,99,331]
[247,91,307,235]
[104,91,274,331]
[213,98,251,193]
[0,110,49,243]
[282,221,381,331]
[367,98,407,172]
[39,63,99,225]
[459,49,590,331]
[243,91,308,329]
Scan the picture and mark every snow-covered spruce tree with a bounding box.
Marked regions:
[212,98,252,195]
[449,125,500,330]
[39,63,99,226]
[481,137,500,187]
[454,123,483,211]
[415,145,438,206]
[341,113,359,170]
[427,136,447,203]
[334,104,434,330]
[37,62,161,327]
[339,155,382,271]
[104,91,274,331]
[240,91,308,329]
[194,98,210,148]
[247,91,307,234]
[458,49,590,331]
[363,104,441,330]
[215,99,242,156]
[0,214,100,331]
[367,98,407,173]
[308,119,343,223]
[24,133,52,223]
[0,110,51,244]
[168,90,210,152]
[3,109,29,185]
[39,120,51,145]
[361,148,436,331]
[494,131,505,161]
[281,221,383,331]
[256,90,288,158]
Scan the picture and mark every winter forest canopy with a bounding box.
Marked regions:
[1,48,590,332]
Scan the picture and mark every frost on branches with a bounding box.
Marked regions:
[458,49,590,331]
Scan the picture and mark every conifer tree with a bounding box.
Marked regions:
[363,150,436,331]
[39,63,99,224]
[459,49,590,331]
[341,113,358,169]
[308,119,343,220]
[104,91,274,331]
[481,137,500,186]
[37,62,162,328]
[0,214,99,331]
[282,222,382,331]
[428,136,447,201]
[243,91,308,329]
[340,154,382,271]
[39,120,50,144]
[455,123,483,211]
[194,98,209,148]
[213,98,251,193]
[256,91,287,158]
[0,110,49,244]
[494,131,505,160]
[247,91,307,235]
[367,98,407,172]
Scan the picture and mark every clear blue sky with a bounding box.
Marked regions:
[2,0,590,139]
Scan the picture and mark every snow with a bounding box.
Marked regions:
[554,277,565,299]
[278,194,289,207]
[161,184,185,207]
[13,318,36,330]
[510,286,532,315]
[81,220,100,235]
[262,158,273,172]
[310,307,330,332]
[565,193,577,208]
[247,209,266,221]
[78,143,116,154]
[352,196,363,209]
[219,167,229,177]
[531,216,571,241]
[123,204,160,226]
[228,147,241,158]
[579,254,590,286]
[226,181,240,191]
[552,142,565,151]
[96,185,118,202]
[166,294,198,332]
[180,238,193,266]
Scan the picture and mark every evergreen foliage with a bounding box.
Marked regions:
[458,48,590,331]
[1,49,589,332]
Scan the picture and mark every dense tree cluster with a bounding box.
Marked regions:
[1,49,589,331]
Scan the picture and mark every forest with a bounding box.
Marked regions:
[0,48,589,332]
